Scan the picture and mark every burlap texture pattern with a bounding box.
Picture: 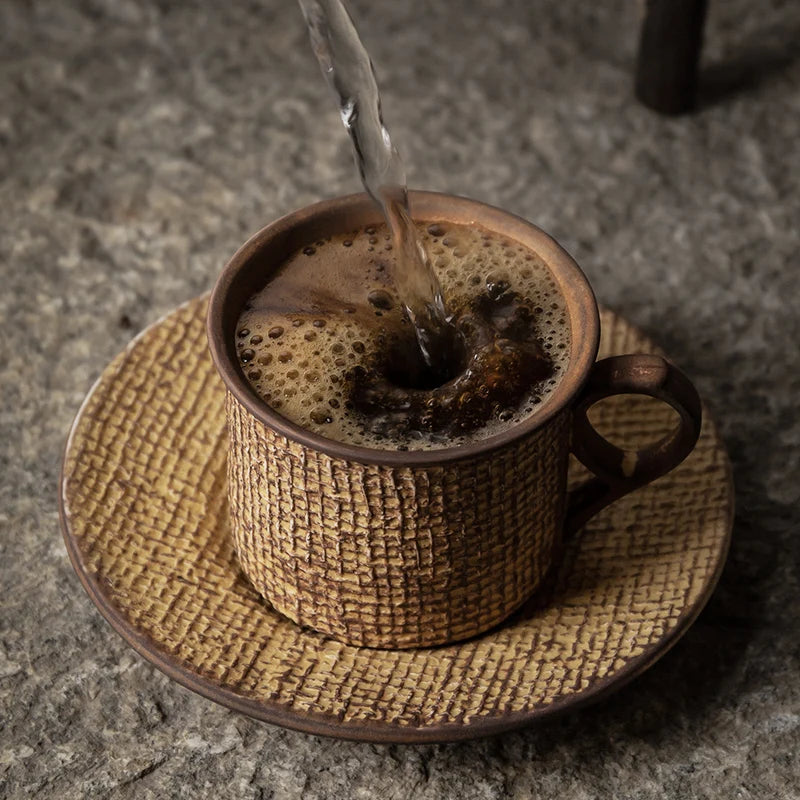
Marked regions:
[227,391,571,648]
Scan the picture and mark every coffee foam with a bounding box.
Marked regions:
[236,221,570,450]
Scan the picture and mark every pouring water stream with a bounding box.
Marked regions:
[297,0,456,375]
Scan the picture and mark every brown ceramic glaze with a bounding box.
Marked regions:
[207,192,702,649]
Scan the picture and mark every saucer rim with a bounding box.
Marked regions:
[59,296,735,744]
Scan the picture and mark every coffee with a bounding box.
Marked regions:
[235,220,570,450]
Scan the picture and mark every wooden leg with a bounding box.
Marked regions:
[635,0,708,114]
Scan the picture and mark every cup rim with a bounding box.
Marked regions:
[207,190,600,466]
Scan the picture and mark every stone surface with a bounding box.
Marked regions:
[1,0,799,797]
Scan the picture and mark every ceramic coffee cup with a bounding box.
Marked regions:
[207,192,702,649]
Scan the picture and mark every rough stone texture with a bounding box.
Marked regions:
[0,0,798,797]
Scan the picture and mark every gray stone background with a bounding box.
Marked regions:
[1,0,799,797]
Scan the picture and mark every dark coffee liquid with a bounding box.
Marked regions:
[349,286,553,443]
[236,221,570,450]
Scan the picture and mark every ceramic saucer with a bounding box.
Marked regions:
[60,295,733,743]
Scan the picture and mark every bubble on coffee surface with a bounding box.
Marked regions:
[236,221,570,450]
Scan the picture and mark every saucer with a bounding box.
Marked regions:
[60,295,733,743]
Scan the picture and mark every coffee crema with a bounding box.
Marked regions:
[235,221,570,450]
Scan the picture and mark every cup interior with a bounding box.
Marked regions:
[207,191,600,465]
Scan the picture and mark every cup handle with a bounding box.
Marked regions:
[565,354,703,536]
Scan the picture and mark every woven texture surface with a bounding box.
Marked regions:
[227,392,570,649]
[61,295,732,738]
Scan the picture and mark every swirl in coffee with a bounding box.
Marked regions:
[236,220,570,450]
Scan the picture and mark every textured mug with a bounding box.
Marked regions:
[207,192,702,649]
